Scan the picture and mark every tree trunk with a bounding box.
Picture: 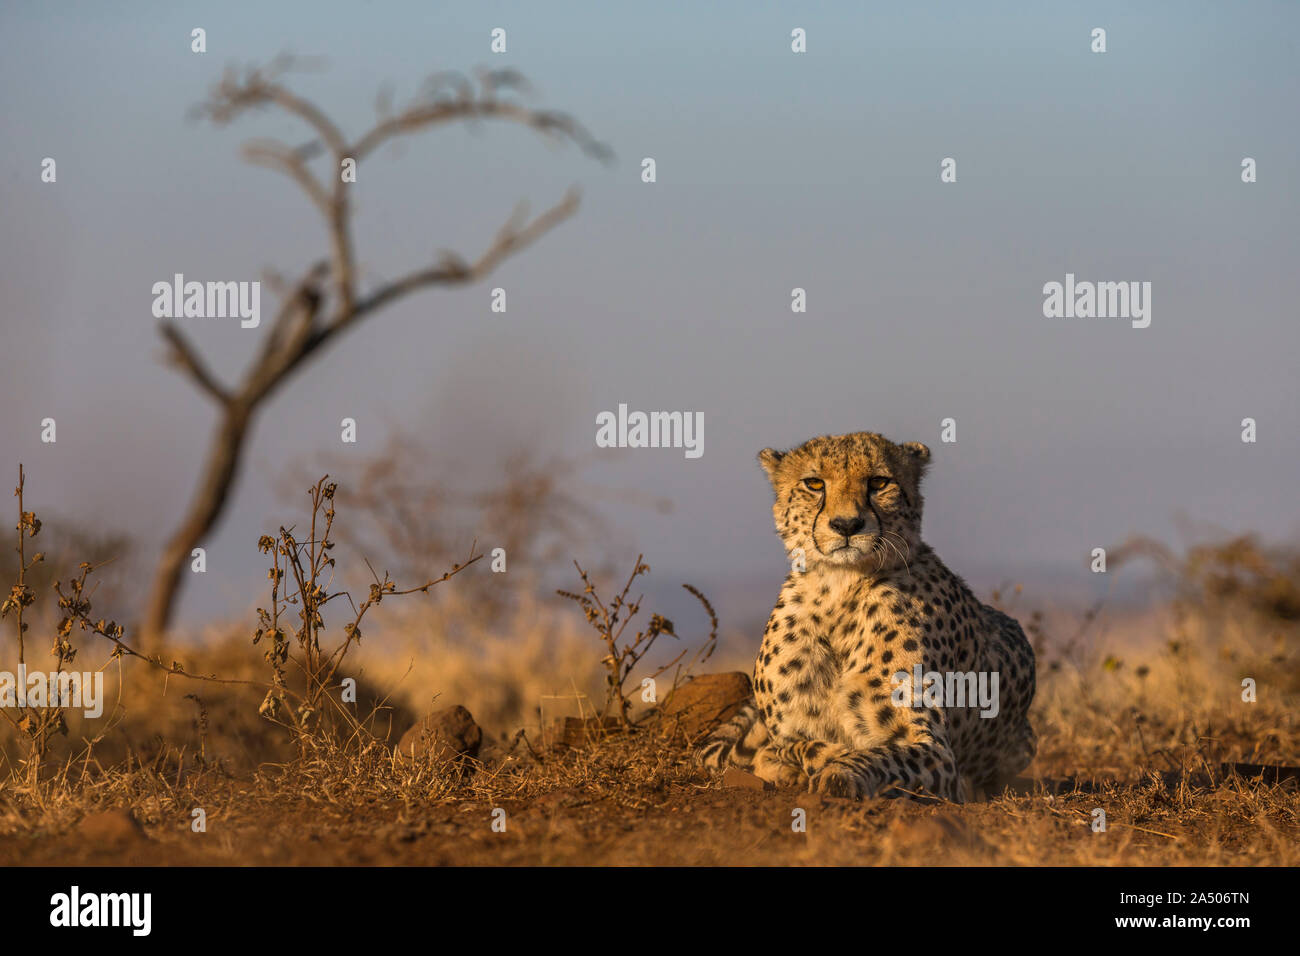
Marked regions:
[140,403,252,650]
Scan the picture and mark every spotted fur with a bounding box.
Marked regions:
[696,432,1036,801]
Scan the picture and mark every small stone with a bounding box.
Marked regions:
[894,811,980,848]
[78,809,147,844]
[542,716,624,751]
[658,672,752,741]
[721,767,772,792]
[395,704,482,765]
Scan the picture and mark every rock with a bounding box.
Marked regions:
[394,705,482,766]
[891,810,989,852]
[542,716,624,751]
[78,809,147,844]
[532,786,586,809]
[658,672,752,741]
[721,767,773,792]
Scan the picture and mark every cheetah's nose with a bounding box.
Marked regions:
[828,516,866,537]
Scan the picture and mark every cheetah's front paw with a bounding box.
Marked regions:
[810,763,873,800]
[752,750,806,789]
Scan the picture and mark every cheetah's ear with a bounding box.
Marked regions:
[902,441,931,465]
[758,448,785,479]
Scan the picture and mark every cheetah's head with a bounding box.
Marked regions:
[758,432,930,573]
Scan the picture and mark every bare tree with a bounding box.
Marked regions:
[143,57,610,646]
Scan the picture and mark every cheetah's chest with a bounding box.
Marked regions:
[751,562,1004,741]
[754,575,925,734]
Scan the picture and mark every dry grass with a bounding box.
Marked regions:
[1,467,1296,866]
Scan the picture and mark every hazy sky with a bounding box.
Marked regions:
[2,1,1298,634]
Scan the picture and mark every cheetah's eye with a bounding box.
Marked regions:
[867,476,891,492]
[802,477,825,492]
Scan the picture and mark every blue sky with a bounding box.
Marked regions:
[2,1,1298,633]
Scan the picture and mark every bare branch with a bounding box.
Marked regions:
[242,263,329,404]
[197,64,348,157]
[347,188,581,325]
[241,139,332,215]
[353,97,612,163]
[159,323,231,405]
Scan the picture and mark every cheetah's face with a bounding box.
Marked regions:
[758,432,930,573]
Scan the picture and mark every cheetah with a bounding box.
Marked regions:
[696,432,1036,801]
